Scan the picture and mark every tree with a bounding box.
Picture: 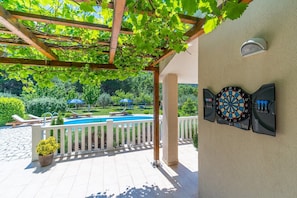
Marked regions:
[111,90,134,105]
[178,84,198,96]
[135,93,153,106]
[0,76,23,96]
[182,98,197,116]
[98,93,111,108]
[100,79,133,95]
[82,85,100,111]
[130,72,154,96]
[21,78,79,102]
[178,84,198,110]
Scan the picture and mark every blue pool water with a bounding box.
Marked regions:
[64,115,153,125]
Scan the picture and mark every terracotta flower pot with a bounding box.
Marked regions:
[38,153,54,167]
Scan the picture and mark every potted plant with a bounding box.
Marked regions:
[36,136,59,167]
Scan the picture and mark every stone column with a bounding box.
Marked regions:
[162,73,178,166]
[106,119,114,150]
[32,124,42,161]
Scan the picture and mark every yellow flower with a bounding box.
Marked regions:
[36,136,59,156]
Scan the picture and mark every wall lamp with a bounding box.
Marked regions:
[240,38,267,57]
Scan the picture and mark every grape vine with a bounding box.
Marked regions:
[0,0,249,87]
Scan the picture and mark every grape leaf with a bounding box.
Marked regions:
[203,17,219,34]
[222,2,248,20]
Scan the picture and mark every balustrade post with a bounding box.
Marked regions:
[106,119,114,150]
[31,124,43,161]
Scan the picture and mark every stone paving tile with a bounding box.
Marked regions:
[0,126,198,197]
[0,126,32,161]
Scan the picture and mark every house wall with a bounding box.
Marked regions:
[198,0,297,198]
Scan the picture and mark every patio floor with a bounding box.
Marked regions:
[0,144,198,198]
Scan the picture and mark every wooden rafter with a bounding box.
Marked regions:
[0,57,116,70]
[9,10,133,35]
[0,26,13,34]
[0,6,58,60]
[0,38,110,53]
[0,38,28,47]
[109,0,126,64]
[0,37,157,58]
[77,1,200,25]
[184,18,205,43]
[0,27,110,46]
[0,32,157,58]
[0,57,157,71]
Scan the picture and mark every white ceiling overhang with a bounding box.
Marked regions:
[159,38,198,84]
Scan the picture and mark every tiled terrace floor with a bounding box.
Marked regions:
[0,144,198,198]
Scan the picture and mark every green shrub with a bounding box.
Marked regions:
[51,119,56,125]
[51,112,64,125]
[126,110,133,115]
[26,97,67,116]
[98,93,111,108]
[56,113,64,125]
[143,110,149,114]
[0,93,18,98]
[193,132,198,149]
[0,97,25,125]
[64,112,72,118]
[182,98,197,116]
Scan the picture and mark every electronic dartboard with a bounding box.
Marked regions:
[203,83,276,136]
[215,86,250,123]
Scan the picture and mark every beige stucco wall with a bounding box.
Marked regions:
[198,0,297,198]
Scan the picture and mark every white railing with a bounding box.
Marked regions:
[32,116,198,161]
[178,116,198,141]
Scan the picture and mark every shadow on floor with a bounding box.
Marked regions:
[85,162,198,198]
[86,184,176,198]
[24,160,57,174]
[53,142,192,164]
[158,162,198,197]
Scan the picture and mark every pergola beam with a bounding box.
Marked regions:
[184,18,205,43]
[0,57,157,71]
[80,1,200,25]
[0,57,116,70]
[109,0,126,64]
[153,68,160,165]
[0,27,110,45]
[0,6,58,60]
[0,38,28,47]
[9,10,133,35]
[0,38,109,53]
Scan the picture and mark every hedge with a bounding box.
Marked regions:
[0,97,25,126]
[26,97,67,117]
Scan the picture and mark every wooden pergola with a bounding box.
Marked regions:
[0,0,252,165]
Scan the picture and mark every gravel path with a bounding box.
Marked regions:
[0,126,31,161]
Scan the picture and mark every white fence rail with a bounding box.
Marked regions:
[178,116,198,141]
[32,116,198,161]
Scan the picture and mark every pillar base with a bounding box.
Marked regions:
[152,160,161,168]
[162,158,178,166]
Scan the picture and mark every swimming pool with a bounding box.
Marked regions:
[64,115,153,125]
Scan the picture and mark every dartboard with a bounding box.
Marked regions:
[216,86,250,122]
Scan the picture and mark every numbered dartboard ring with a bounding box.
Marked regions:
[216,86,250,122]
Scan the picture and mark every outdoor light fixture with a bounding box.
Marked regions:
[240,38,267,57]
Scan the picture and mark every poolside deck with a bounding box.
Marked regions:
[0,144,198,197]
